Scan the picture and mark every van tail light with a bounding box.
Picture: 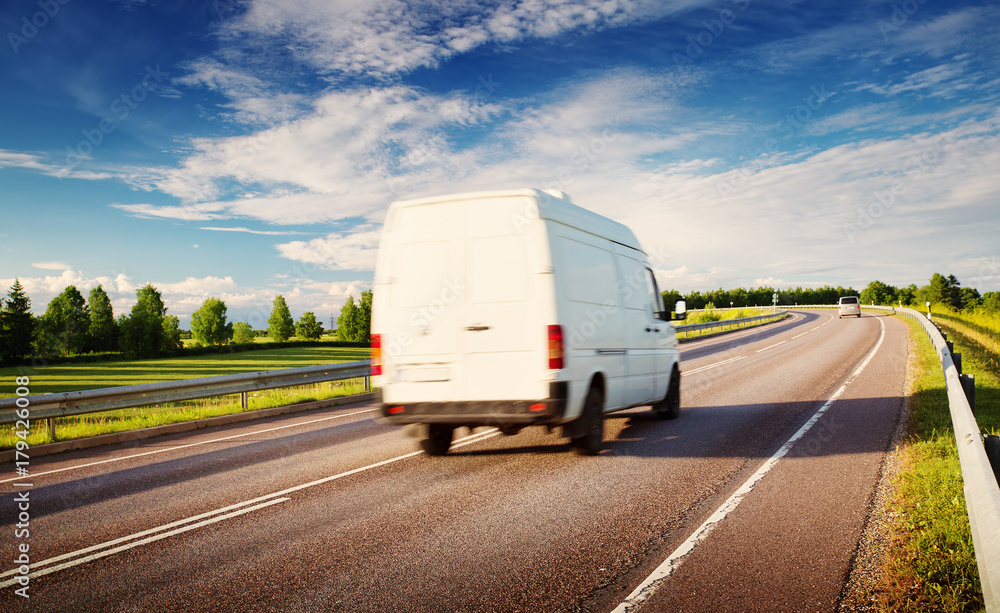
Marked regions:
[547,325,564,369]
[371,334,382,376]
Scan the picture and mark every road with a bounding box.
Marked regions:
[0,309,908,612]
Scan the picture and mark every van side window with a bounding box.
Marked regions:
[646,268,665,318]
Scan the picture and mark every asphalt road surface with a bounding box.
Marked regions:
[1,309,908,612]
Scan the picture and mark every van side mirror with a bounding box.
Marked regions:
[672,300,687,321]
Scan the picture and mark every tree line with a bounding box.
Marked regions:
[0,280,374,367]
[661,273,1000,312]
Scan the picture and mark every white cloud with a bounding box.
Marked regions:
[888,6,998,58]
[200,226,309,236]
[858,62,974,98]
[609,115,1000,291]
[223,0,691,78]
[276,227,381,271]
[32,261,72,271]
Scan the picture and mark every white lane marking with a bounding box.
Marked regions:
[0,427,500,585]
[0,498,291,588]
[791,331,809,339]
[0,407,380,485]
[681,356,745,376]
[613,316,886,613]
[755,341,786,353]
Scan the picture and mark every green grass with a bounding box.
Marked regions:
[683,307,775,325]
[0,346,371,450]
[878,311,999,612]
[1,345,369,395]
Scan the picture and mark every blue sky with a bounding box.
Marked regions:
[1,0,998,327]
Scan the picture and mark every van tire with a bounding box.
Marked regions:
[572,387,604,456]
[654,369,681,420]
[421,424,454,456]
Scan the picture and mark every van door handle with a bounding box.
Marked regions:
[465,325,491,332]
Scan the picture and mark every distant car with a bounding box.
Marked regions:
[838,296,861,318]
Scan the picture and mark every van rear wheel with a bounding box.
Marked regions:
[571,387,604,456]
[653,369,681,420]
[421,424,454,456]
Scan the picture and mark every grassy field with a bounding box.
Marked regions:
[682,307,776,325]
[877,310,999,612]
[1,345,371,450]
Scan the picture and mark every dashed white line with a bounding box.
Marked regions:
[755,341,786,353]
[681,356,745,376]
[612,317,886,612]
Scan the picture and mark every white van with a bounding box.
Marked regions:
[371,188,686,456]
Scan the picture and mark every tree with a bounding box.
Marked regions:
[190,297,233,346]
[1,279,35,365]
[232,321,255,344]
[982,291,1000,314]
[336,295,360,342]
[88,285,118,353]
[357,289,373,341]
[120,284,167,359]
[898,284,918,307]
[162,315,183,351]
[268,295,295,342]
[295,312,324,340]
[860,280,897,306]
[36,286,90,356]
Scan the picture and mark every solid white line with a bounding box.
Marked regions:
[680,356,745,376]
[0,427,500,584]
[0,497,291,589]
[612,317,886,613]
[0,407,380,485]
[755,341,786,353]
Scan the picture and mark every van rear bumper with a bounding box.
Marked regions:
[381,382,568,426]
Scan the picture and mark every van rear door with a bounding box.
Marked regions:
[382,195,549,403]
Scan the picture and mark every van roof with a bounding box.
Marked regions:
[389,188,644,253]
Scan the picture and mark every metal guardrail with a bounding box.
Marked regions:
[674,311,787,338]
[897,305,999,611]
[788,303,999,608]
[0,361,373,437]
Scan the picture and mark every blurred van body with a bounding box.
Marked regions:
[371,188,686,455]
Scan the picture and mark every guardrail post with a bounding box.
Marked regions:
[364,376,371,392]
[954,352,963,375]
[46,417,55,441]
[946,340,954,354]
[986,435,1000,488]
[960,374,976,417]
[240,392,248,410]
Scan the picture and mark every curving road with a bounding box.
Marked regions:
[0,310,908,612]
